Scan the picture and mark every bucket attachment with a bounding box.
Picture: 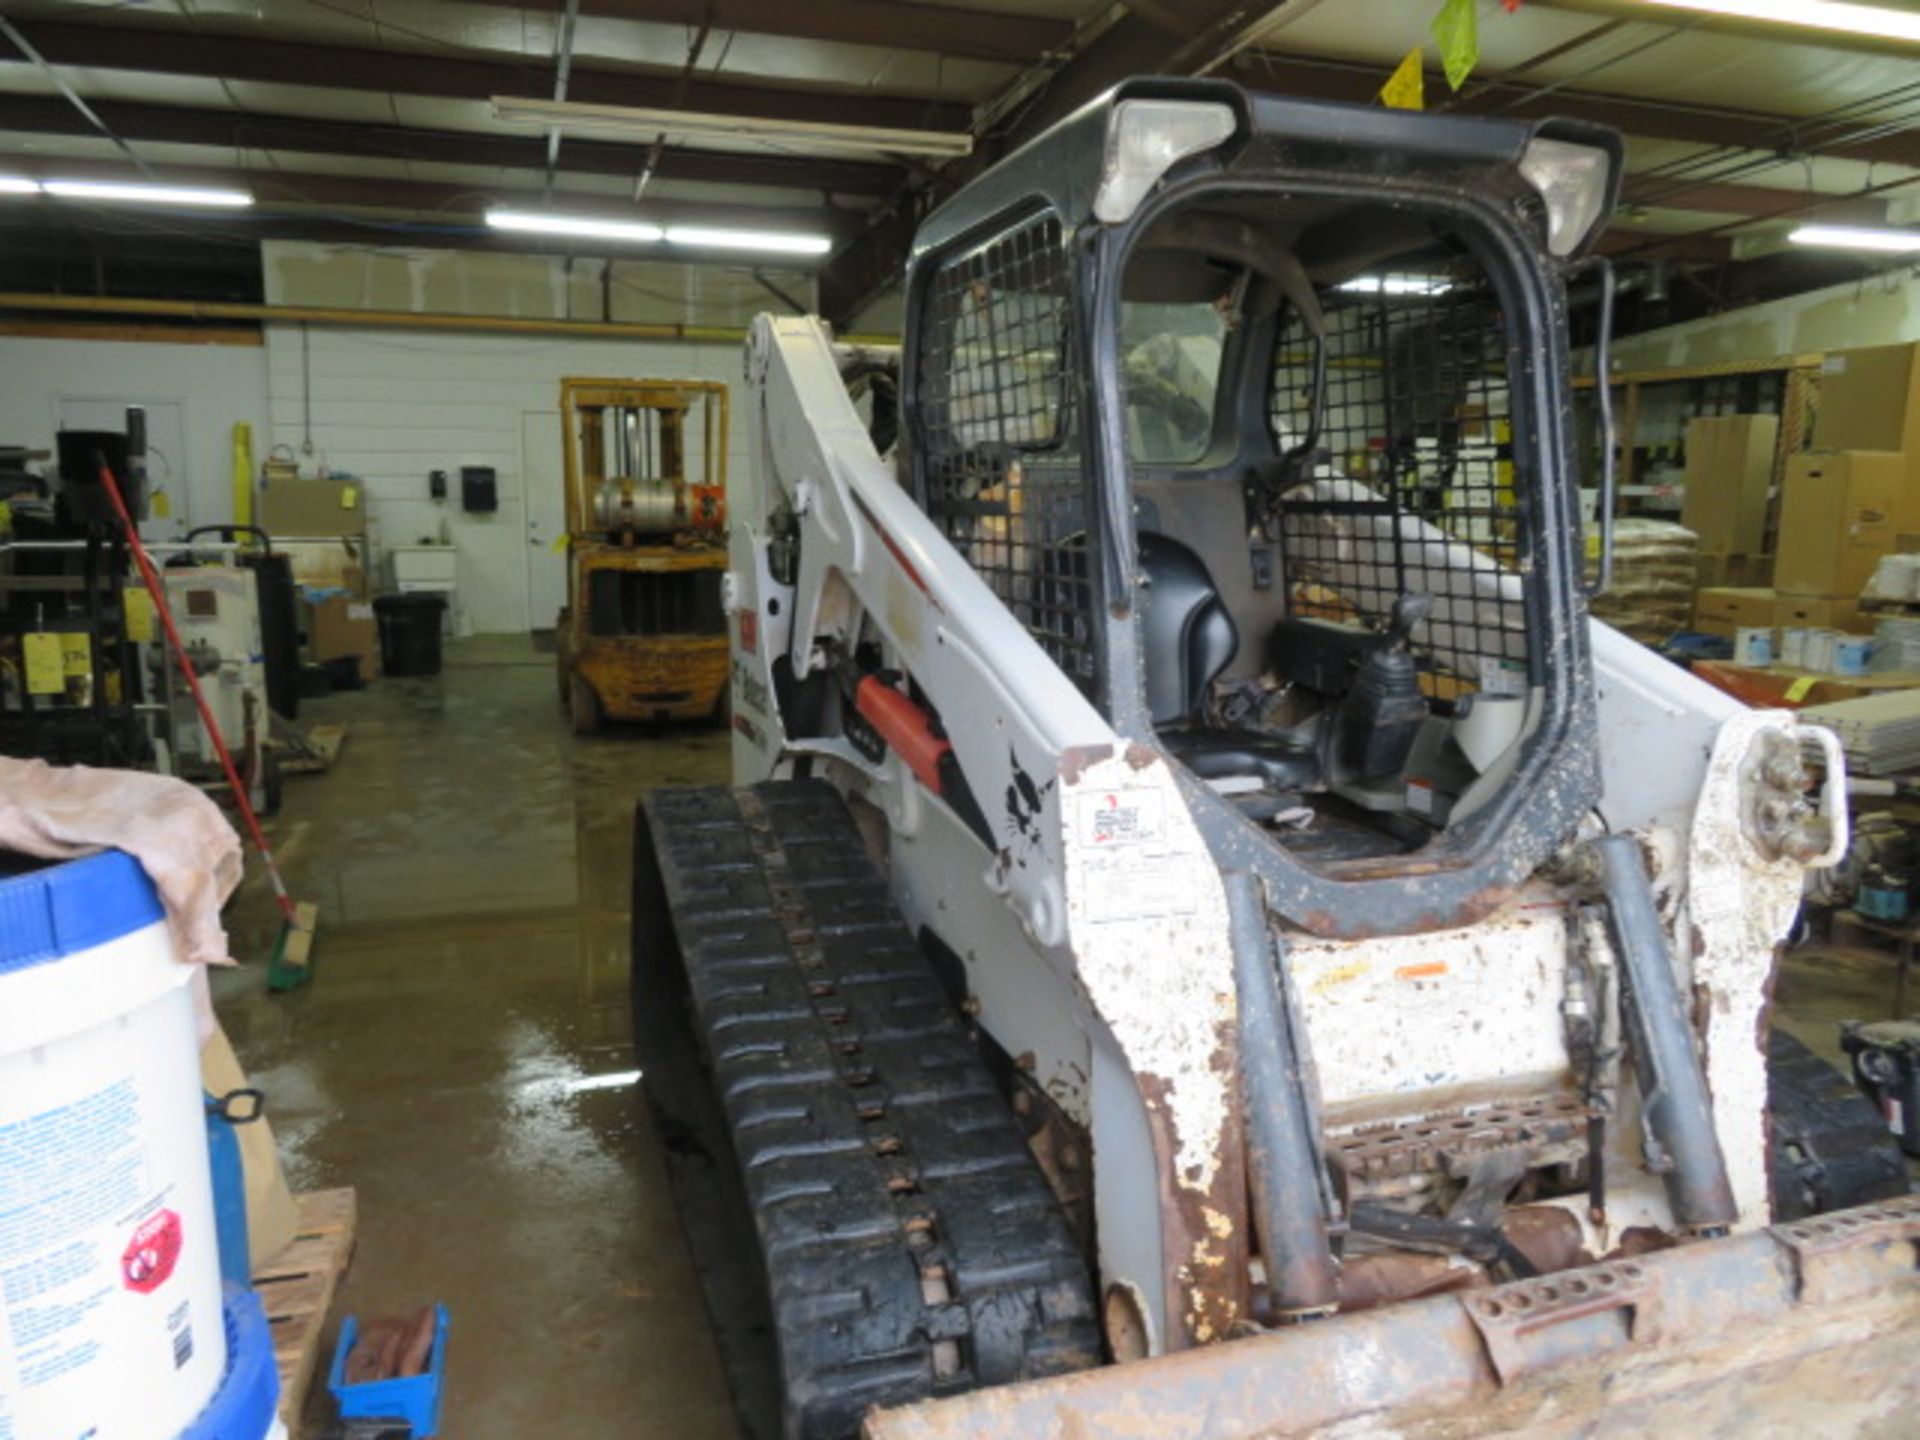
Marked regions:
[865,1196,1920,1439]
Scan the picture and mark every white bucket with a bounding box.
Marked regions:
[0,849,227,1440]
[1834,636,1874,677]
[1733,626,1773,666]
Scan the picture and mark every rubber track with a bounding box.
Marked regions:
[1767,1027,1908,1222]
[641,781,1101,1439]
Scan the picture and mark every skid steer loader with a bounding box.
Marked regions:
[633,79,1918,1439]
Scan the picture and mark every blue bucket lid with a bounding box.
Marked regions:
[0,848,166,977]
[181,1285,282,1439]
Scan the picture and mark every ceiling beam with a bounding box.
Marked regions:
[0,94,901,197]
[453,0,1073,64]
[1594,229,1732,263]
[1619,178,1888,225]
[818,0,1276,324]
[1229,51,1920,169]
[0,18,971,133]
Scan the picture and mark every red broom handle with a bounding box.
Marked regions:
[95,461,299,925]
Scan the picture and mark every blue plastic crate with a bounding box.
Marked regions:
[327,1304,449,1437]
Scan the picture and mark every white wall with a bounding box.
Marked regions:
[0,334,270,538]
[1613,266,1920,371]
[261,323,752,634]
[252,240,802,634]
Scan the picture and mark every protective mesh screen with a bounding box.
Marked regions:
[1271,273,1530,687]
[915,213,1097,691]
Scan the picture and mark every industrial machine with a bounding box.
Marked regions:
[634,81,1918,1439]
[150,538,277,816]
[556,377,730,732]
[0,416,151,766]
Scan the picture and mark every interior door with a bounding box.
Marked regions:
[57,398,190,544]
[522,410,569,631]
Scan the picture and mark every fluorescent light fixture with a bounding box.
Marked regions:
[1641,0,1920,43]
[486,209,665,243]
[1789,223,1920,252]
[1338,275,1453,296]
[491,95,972,159]
[486,210,830,256]
[43,180,252,208]
[0,176,40,194]
[665,225,830,255]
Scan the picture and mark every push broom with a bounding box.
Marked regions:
[96,457,319,990]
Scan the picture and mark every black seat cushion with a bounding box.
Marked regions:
[1161,727,1322,793]
[1137,531,1239,727]
[1136,531,1323,791]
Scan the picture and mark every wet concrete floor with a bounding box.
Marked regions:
[216,636,737,1438]
[213,636,1916,1435]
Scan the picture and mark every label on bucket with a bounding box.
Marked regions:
[0,1080,158,1381]
[0,1061,210,1436]
[121,1210,184,1294]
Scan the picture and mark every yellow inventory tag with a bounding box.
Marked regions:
[61,632,92,677]
[123,586,156,643]
[550,532,570,553]
[0,499,12,534]
[1784,676,1817,702]
[22,632,63,695]
[1584,531,1601,559]
[341,484,358,509]
[150,488,171,519]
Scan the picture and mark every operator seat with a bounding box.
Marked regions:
[1137,531,1321,792]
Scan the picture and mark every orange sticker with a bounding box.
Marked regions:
[1395,961,1448,981]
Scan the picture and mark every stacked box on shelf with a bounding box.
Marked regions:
[1775,449,1917,629]
[1815,344,1920,455]
[1692,585,1775,639]
[1683,414,1777,592]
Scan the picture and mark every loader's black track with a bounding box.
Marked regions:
[635,780,1100,1440]
[1768,1026,1909,1222]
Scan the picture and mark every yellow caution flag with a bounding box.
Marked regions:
[1379,48,1425,110]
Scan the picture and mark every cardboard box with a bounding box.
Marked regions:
[1773,591,1867,635]
[259,479,367,539]
[1775,450,1915,598]
[1816,344,1920,454]
[1695,551,1773,588]
[281,539,367,597]
[1681,414,1778,555]
[304,595,379,682]
[1693,586,1775,637]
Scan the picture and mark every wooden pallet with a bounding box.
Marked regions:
[254,1187,358,1432]
[279,723,348,776]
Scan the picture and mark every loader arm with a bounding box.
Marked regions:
[735,312,1258,1351]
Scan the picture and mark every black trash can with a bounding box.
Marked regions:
[373,593,448,677]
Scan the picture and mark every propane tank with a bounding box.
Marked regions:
[593,476,682,537]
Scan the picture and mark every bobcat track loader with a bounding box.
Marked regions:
[633,79,1919,1439]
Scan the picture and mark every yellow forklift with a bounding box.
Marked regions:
[556,377,729,733]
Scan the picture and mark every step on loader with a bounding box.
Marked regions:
[634,78,1917,1439]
